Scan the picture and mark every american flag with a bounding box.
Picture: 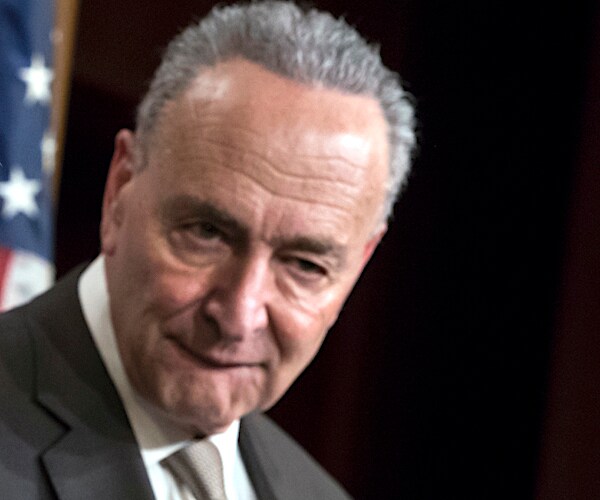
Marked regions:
[0,0,55,310]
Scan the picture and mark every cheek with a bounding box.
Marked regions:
[121,234,210,316]
[146,272,207,315]
[274,283,358,379]
[272,292,345,366]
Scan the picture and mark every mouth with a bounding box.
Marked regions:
[165,335,260,370]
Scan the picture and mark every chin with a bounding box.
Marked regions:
[141,363,273,434]
[167,392,258,435]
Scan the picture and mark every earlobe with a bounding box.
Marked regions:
[100,129,136,255]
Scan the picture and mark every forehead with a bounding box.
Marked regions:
[144,59,389,232]
[151,60,388,163]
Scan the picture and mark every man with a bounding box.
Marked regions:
[0,1,415,498]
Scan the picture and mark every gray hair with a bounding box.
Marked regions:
[136,0,416,220]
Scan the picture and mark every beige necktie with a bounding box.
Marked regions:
[162,439,227,500]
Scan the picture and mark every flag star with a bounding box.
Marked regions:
[41,130,57,177]
[0,166,42,219]
[19,53,53,105]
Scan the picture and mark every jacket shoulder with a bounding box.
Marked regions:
[0,264,85,396]
[240,412,352,500]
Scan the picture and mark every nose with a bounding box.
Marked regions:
[202,255,271,340]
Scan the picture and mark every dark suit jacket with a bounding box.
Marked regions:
[0,266,350,499]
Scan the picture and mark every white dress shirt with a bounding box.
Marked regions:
[78,256,257,500]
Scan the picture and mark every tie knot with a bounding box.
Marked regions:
[162,439,227,500]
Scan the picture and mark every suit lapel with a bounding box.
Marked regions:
[239,414,280,500]
[28,267,155,500]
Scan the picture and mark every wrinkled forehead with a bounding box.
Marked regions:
[144,59,390,224]
[150,59,389,153]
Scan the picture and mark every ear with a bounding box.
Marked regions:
[100,129,136,256]
[360,223,387,270]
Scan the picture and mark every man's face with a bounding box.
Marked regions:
[101,59,389,435]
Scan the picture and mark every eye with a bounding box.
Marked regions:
[192,221,221,239]
[178,220,224,242]
[282,256,328,282]
[294,258,325,275]
[170,220,227,255]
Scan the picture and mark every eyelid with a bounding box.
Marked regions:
[173,220,230,250]
[296,257,327,274]
[183,218,225,236]
[282,254,330,280]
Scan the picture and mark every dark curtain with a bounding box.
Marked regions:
[536,8,600,499]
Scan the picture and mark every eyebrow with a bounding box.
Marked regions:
[162,195,348,266]
[162,196,248,237]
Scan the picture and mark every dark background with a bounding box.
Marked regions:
[56,1,600,498]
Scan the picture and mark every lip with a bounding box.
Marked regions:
[166,336,260,370]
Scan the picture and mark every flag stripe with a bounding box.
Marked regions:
[0,246,13,303]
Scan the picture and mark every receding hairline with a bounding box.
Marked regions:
[138,56,390,142]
